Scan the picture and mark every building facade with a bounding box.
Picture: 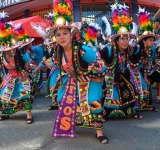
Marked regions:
[1,0,160,23]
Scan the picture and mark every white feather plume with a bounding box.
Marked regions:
[0,11,9,19]
[102,16,111,36]
[14,23,22,29]
[89,22,100,30]
[131,22,138,35]
[45,12,54,18]
[7,21,13,26]
[31,23,47,38]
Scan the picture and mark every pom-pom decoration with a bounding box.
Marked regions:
[136,6,159,43]
[14,23,30,43]
[0,11,19,51]
[48,0,79,36]
[53,0,73,24]
[111,3,132,34]
[83,23,99,46]
[14,23,34,47]
[45,12,54,26]
[137,7,153,33]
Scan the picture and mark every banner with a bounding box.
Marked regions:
[0,0,30,9]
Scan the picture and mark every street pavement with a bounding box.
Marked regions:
[0,90,160,150]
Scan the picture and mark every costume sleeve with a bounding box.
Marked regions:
[129,45,141,63]
[22,53,31,63]
[39,61,46,68]
[49,68,61,95]
[80,45,97,64]
[39,57,57,69]
[99,45,114,66]
[80,45,107,74]
[31,46,37,53]
[100,45,112,60]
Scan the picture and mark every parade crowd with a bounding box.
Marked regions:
[1,0,160,145]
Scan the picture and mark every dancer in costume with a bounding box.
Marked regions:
[0,13,34,124]
[100,3,142,118]
[30,13,55,94]
[31,14,59,110]
[38,37,58,111]
[14,23,35,98]
[136,7,159,111]
[152,17,160,101]
[46,0,108,144]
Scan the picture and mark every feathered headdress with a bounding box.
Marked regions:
[83,22,99,47]
[48,0,78,36]
[137,6,158,42]
[14,23,34,47]
[110,3,136,41]
[0,11,19,51]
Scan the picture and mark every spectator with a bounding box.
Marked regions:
[97,29,105,45]
[153,17,160,34]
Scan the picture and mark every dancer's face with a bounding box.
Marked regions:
[143,37,155,48]
[116,35,129,50]
[5,48,16,57]
[55,28,72,48]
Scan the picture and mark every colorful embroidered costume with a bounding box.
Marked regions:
[100,45,140,117]
[135,6,159,111]
[0,52,32,116]
[50,44,106,138]
[0,13,34,119]
[100,3,139,118]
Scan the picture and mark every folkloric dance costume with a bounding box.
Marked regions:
[100,4,140,118]
[32,14,59,110]
[48,0,107,138]
[0,13,34,118]
[136,7,159,111]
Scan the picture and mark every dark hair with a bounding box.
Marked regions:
[154,17,160,23]
[14,47,26,73]
[54,28,71,36]
[139,36,154,58]
[0,52,8,74]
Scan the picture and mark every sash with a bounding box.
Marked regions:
[52,76,77,138]
[1,77,16,102]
